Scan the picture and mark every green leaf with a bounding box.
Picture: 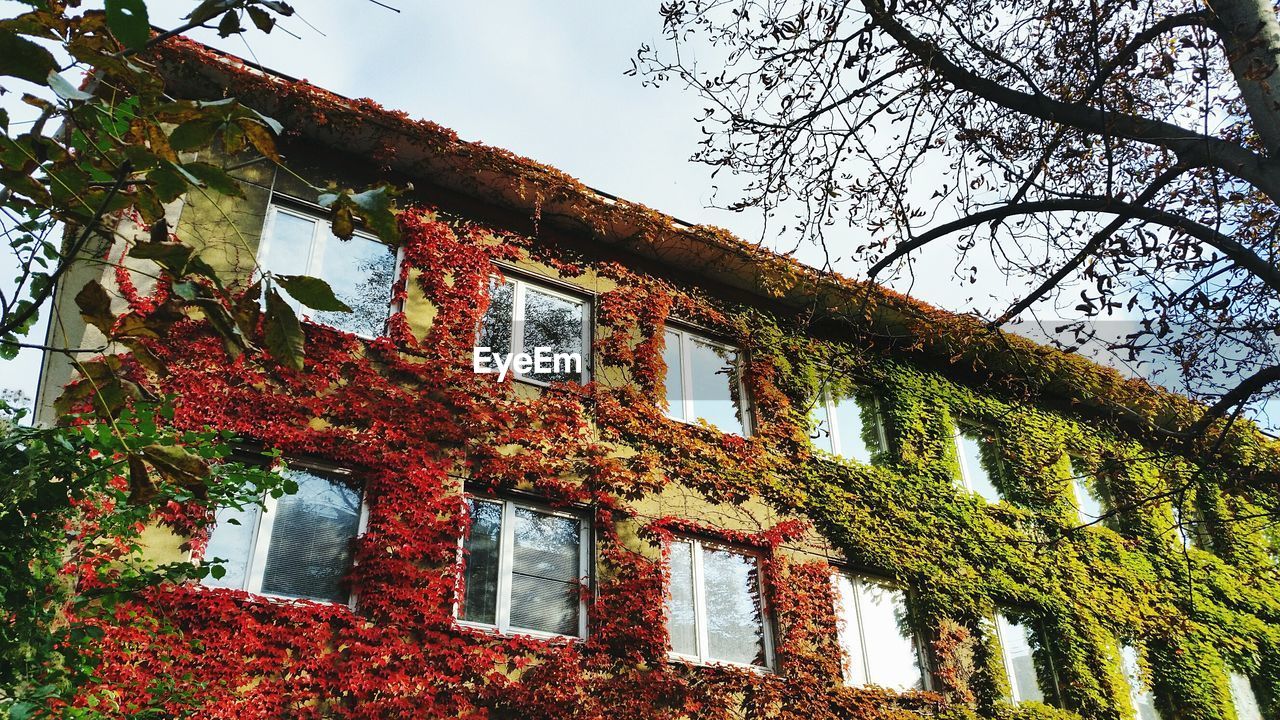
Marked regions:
[209,564,226,579]
[181,161,243,197]
[264,287,304,371]
[168,116,223,151]
[348,186,400,242]
[276,274,352,312]
[47,70,93,101]
[0,30,56,84]
[141,443,210,486]
[104,0,150,50]
[148,164,188,202]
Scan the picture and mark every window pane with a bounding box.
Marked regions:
[521,287,585,383]
[997,614,1046,703]
[1229,673,1264,720]
[832,573,868,685]
[312,232,396,337]
[687,338,745,435]
[509,507,581,635]
[833,394,875,463]
[260,469,361,603]
[702,546,767,666]
[478,279,514,356]
[957,426,1001,502]
[260,211,315,279]
[202,503,260,590]
[856,577,924,690]
[666,540,698,656]
[1120,645,1162,720]
[1072,474,1107,526]
[461,499,503,625]
[809,395,836,454]
[664,330,685,420]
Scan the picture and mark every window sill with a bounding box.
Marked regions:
[664,413,752,439]
[192,582,355,610]
[455,619,585,643]
[667,652,773,674]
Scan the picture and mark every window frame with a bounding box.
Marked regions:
[831,569,931,691]
[665,536,776,671]
[663,324,753,436]
[991,612,1062,706]
[258,203,399,340]
[812,389,887,463]
[454,495,593,641]
[199,460,367,609]
[1117,642,1163,720]
[480,270,593,386]
[953,420,1003,502]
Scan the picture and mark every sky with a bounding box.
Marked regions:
[0,1,1134,418]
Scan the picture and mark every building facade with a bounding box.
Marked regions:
[35,37,1280,720]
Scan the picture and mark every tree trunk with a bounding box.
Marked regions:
[1209,0,1280,156]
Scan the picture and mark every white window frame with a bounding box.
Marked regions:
[953,421,1000,500]
[455,496,592,640]
[832,570,931,690]
[992,613,1061,706]
[664,325,752,436]
[1118,643,1163,720]
[258,204,395,339]
[200,463,367,609]
[1229,671,1265,720]
[481,272,592,386]
[813,390,887,461]
[666,537,776,671]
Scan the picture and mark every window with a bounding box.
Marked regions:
[810,388,885,463]
[458,497,590,638]
[1229,672,1264,720]
[202,465,363,604]
[478,274,590,384]
[954,422,1002,503]
[832,572,928,690]
[1069,456,1113,528]
[1119,644,1162,720]
[666,538,774,668]
[992,613,1059,705]
[258,205,397,337]
[663,326,749,436]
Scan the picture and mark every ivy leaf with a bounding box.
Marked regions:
[47,70,93,101]
[264,286,304,371]
[104,0,150,51]
[0,30,56,84]
[275,275,351,312]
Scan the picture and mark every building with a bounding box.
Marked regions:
[33,36,1280,720]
